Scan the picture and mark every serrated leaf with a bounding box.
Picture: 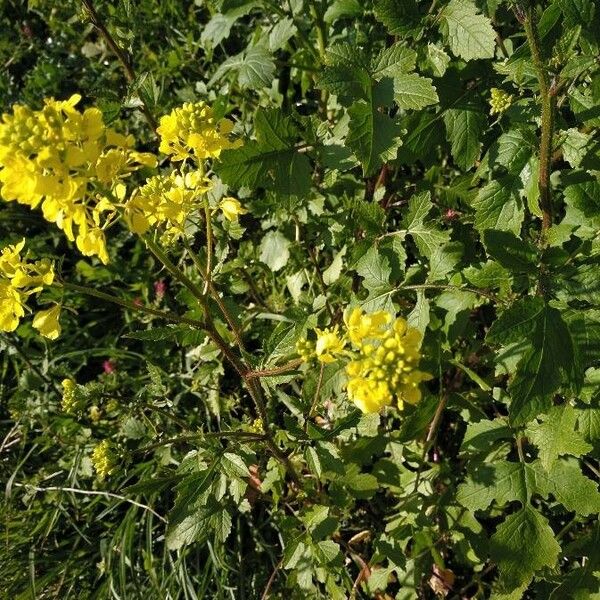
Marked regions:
[237,46,276,88]
[222,452,250,479]
[373,0,421,36]
[346,99,402,175]
[393,74,439,110]
[355,245,391,290]
[490,506,560,593]
[527,405,592,471]
[371,44,417,79]
[487,297,545,346]
[509,305,579,426]
[533,459,600,516]
[457,461,532,511]
[461,419,512,453]
[489,128,537,174]
[216,108,311,196]
[440,0,496,61]
[472,177,524,235]
[443,107,486,170]
[482,230,538,273]
[401,191,450,258]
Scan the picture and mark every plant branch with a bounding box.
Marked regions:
[14,482,167,522]
[60,282,204,329]
[80,0,158,131]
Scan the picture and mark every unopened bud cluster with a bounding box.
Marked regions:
[489,88,513,116]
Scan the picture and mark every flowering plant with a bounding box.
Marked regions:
[1,1,599,599]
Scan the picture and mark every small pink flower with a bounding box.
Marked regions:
[132,297,143,307]
[103,359,116,374]
[444,208,459,221]
[154,279,167,299]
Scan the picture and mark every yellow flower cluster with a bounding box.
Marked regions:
[297,308,431,414]
[0,239,60,338]
[91,439,117,480]
[0,94,156,264]
[126,170,212,239]
[489,88,513,116]
[157,101,241,162]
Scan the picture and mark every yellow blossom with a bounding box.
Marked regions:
[32,304,61,340]
[61,379,78,413]
[125,170,212,239]
[219,197,247,221]
[0,282,26,332]
[157,101,241,162]
[345,307,390,347]
[0,95,157,263]
[0,239,57,336]
[315,326,346,363]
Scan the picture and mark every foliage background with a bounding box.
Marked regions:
[1,0,599,598]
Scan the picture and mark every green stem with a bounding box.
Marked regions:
[60,282,204,329]
[523,6,555,237]
[143,238,299,484]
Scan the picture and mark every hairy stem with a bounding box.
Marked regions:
[523,6,555,237]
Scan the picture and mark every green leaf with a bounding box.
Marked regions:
[527,405,592,471]
[482,230,538,273]
[461,419,512,453]
[237,46,277,88]
[216,108,311,196]
[373,0,421,36]
[222,452,251,479]
[443,107,486,170]
[393,73,439,110]
[472,177,524,236]
[346,98,402,175]
[259,231,291,272]
[487,298,545,346]
[488,128,537,174]
[490,506,560,593]
[425,43,451,77]
[557,0,595,26]
[457,461,534,511]
[509,305,579,426]
[371,44,417,79]
[401,191,450,258]
[534,459,600,516]
[564,179,600,219]
[439,0,496,61]
[317,43,371,103]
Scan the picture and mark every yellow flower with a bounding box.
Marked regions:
[0,239,57,336]
[91,440,117,480]
[0,95,158,263]
[345,307,390,347]
[296,338,316,362]
[0,282,26,332]
[315,326,346,363]
[125,170,211,239]
[32,304,61,340]
[219,197,247,221]
[157,102,241,162]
